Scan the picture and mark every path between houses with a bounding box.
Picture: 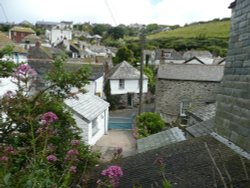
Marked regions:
[92,130,137,161]
[92,103,154,162]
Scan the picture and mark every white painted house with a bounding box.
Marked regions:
[108,61,148,107]
[65,93,109,145]
[47,23,72,46]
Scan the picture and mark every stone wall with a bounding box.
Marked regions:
[155,79,220,122]
[214,0,250,153]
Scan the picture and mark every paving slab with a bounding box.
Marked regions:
[92,130,137,162]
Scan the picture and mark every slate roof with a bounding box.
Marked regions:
[28,46,63,60]
[108,61,147,80]
[22,34,41,43]
[157,64,224,82]
[10,26,35,33]
[65,93,109,121]
[189,103,216,122]
[155,49,184,60]
[186,118,214,137]
[88,136,250,188]
[183,50,213,60]
[0,32,26,53]
[183,56,205,64]
[36,21,59,26]
[137,127,186,153]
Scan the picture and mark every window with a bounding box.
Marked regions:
[92,118,99,136]
[180,101,190,116]
[119,79,125,89]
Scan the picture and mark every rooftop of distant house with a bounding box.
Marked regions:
[10,26,35,33]
[157,64,224,82]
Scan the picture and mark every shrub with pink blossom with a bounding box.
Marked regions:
[97,165,123,187]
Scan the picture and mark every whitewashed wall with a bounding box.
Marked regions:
[85,76,104,97]
[88,109,109,145]
[72,109,108,146]
[50,29,72,44]
[110,79,148,95]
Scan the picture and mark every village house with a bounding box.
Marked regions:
[46,22,72,46]
[65,93,109,145]
[154,48,184,64]
[155,64,224,122]
[0,31,27,63]
[35,21,59,30]
[9,26,35,43]
[107,61,148,107]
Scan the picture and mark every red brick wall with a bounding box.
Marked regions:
[10,31,34,43]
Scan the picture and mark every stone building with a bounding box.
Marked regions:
[155,64,224,122]
[214,0,250,153]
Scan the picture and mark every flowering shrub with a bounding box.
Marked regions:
[97,165,123,187]
[0,54,99,187]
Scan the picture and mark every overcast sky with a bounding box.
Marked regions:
[0,0,232,26]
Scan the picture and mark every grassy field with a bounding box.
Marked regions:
[148,21,230,39]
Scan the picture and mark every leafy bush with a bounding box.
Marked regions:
[0,54,100,187]
[136,112,165,138]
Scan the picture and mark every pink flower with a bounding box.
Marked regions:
[69,166,77,173]
[67,149,79,156]
[47,155,57,162]
[41,112,58,125]
[5,146,15,155]
[70,139,80,146]
[3,91,14,98]
[13,64,37,81]
[0,156,9,162]
[101,165,123,187]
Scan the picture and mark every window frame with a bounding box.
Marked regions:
[180,101,190,117]
[119,79,125,89]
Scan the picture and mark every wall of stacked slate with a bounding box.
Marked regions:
[155,80,219,122]
[214,0,250,153]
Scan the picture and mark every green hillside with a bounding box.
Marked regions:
[148,20,230,39]
[126,20,231,57]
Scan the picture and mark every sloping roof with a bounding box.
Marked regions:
[186,118,214,137]
[190,103,216,122]
[22,34,40,43]
[229,0,237,8]
[10,26,35,33]
[0,31,26,53]
[183,50,213,60]
[28,46,63,60]
[65,93,109,121]
[183,56,205,64]
[137,127,186,153]
[155,49,184,60]
[36,21,59,26]
[157,64,224,82]
[88,136,250,187]
[108,61,147,80]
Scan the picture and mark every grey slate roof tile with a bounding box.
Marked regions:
[108,61,147,80]
[158,64,224,82]
[186,118,214,137]
[65,93,109,121]
[88,136,250,188]
[137,127,186,153]
[190,103,216,121]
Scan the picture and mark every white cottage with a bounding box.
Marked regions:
[65,93,109,145]
[107,61,148,107]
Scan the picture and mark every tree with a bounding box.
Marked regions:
[107,26,125,39]
[92,24,111,36]
[143,66,156,94]
[112,46,135,65]
[0,53,100,187]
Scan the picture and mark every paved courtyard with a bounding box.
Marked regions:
[92,130,137,162]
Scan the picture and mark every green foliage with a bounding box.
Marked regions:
[0,55,99,186]
[113,46,135,65]
[92,24,111,36]
[107,26,125,40]
[136,112,165,138]
[0,46,17,78]
[143,66,156,93]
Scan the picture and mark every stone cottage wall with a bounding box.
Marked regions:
[155,79,220,122]
[214,0,250,153]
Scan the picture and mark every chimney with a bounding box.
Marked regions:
[35,41,41,48]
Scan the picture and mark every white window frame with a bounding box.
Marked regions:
[119,79,125,89]
[180,101,190,117]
